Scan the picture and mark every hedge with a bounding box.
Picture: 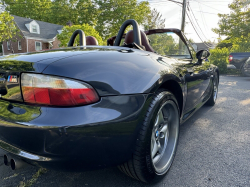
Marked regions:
[209,47,230,74]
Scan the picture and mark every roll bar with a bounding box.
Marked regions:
[114,19,141,46]
[68,29,86,47]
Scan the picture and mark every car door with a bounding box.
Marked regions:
[168,36,209,113]
[158,31,211,112]
[184,61,211,111]
[183,41,211,112]
[147,31,211,113]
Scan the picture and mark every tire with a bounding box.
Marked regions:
[205,73,218,106]
[241,63,248,77]
[118,90,180,183]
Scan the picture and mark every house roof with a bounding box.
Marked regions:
[12,15,63,40]
[192,43,216,51]
[192,43,209,50]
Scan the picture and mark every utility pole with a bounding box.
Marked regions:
[179,0,187,54]
[181,0,187,33]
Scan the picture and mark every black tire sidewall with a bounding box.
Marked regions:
[206,73,218,106]
[213,73,219,102]
[241,63,247,77]
[141,90,180,181]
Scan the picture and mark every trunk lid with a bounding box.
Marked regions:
[0,49,84,102]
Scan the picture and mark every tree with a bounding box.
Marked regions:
[213,0,250,38]
[3,0,153,42]
[213,0,250,52]
[143,8,165,31]
[3,0,52,23]
[49,0,77,25]
[94,0,151,40]
[49,0,98,26]
[0,11,18,41]
[188,38,194,44]
[3,0,97,26]
[216,37,233,49]
[57,24,103,47]
[75,0,99,26]
[147,33,178,56]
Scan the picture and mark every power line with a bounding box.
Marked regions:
[197,1,226,13]
[186,11,212,48]
[147,0,182,4]
[148,0,181,6]
[197,1,211,34]
[148,0,183,4]
[193,11,219,15]
[187,13,213,47]
[188,4,212,44]
[189,0,231,2]
[148,0,213,46]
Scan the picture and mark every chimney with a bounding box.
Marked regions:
[66,21,73,27]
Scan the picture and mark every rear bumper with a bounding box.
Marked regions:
[0,94,152,170]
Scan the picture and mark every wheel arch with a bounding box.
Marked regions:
[158,80,183,117]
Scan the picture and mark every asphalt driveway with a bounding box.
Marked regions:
[0,75,250,187]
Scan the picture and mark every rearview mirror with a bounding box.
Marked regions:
[196,50,210,63]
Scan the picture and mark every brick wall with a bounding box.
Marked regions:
[2,32,27,55]
[3,37,62,54]
[28,39,44,52]
[52,38,61,49]
[26,37,61,52]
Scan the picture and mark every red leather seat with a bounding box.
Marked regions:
[86,36,98,45]
[124,30,154,52]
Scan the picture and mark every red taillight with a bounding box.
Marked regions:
[229,55,233,62]
[21,73,99,106]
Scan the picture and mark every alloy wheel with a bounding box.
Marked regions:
[151,100,179,174]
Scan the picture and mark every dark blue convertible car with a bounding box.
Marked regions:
[0,20,219,183]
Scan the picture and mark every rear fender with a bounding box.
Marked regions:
[157,76,184,118]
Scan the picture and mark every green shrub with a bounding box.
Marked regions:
[209,47,229,74]
[211,36,250,75]
[229,36,250,53]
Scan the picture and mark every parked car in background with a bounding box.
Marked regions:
[228,52,250,76]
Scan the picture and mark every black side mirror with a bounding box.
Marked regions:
[196,50,210,64]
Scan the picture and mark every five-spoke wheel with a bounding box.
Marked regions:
[118,90,180,183]
[151,100,179,174]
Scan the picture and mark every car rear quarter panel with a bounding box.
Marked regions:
[42,49,180,96]
[0,94,154,170]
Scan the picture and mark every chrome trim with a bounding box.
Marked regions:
[0,140,51,161]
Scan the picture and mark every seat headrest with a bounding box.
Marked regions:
[86,36,99,45]
[124,30,154,52]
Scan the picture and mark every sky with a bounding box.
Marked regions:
[145,0,233,43]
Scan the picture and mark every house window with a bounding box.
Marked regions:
[18,41,22,50]
[35,41,42,51]
[7,41,10,50]
[32,25,38,33]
